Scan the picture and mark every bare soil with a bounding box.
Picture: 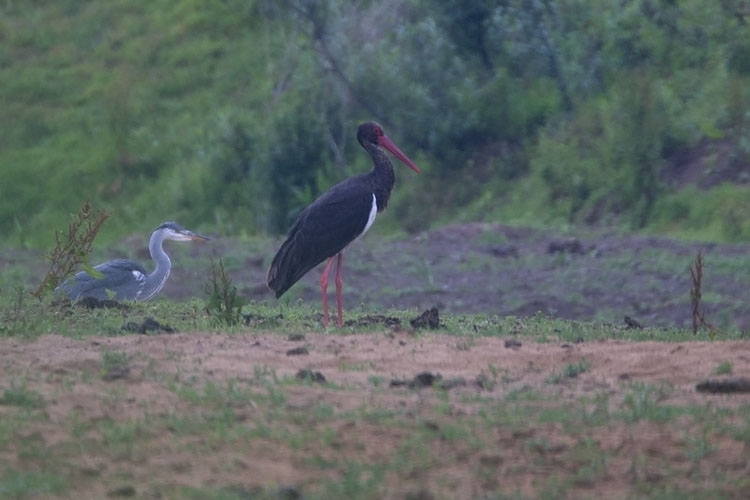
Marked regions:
[2,331,750,498]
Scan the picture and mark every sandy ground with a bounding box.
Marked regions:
[10,330,749,411]
[2,331,749,498]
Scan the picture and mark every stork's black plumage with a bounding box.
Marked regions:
[267,121,421,327]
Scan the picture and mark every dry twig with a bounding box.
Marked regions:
[689,250,724,337]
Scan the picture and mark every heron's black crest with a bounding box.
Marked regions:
[156,221,185,232]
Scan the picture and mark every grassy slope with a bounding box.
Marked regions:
[2,1,750,252]
[1,1,272,247]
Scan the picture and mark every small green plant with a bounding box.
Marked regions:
[621,382,680,423]
[683,424,717,463]
[0,468,67,498]
[0,285,31,336]
[67,410,88,439]
[571,437,608,486]
[0,381,44,409]
[204,258,246,326]
[33,201,109,299]
[101,351,129,381]
[99,418,141,459]
[338,361,373,372]
[548,359,590,384]
[714,360,733,375]
[477,364,501,390]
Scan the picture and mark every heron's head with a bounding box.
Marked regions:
[155,221,210,242]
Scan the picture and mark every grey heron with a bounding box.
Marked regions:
[58,221,209,301]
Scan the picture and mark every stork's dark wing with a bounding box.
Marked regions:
[267,178,374,298]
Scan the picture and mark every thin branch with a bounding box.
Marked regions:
[689,250,725,337]
[286,0,389,126]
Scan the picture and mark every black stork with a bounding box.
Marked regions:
[267,121,421,327]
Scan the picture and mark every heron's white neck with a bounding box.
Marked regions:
[142,230,172,300]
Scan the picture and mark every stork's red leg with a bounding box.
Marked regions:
[334,252,344,327]
[319,256,336,327]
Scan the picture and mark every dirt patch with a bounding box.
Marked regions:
[2,333,749,498]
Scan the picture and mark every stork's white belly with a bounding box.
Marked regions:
[361,193,377,236]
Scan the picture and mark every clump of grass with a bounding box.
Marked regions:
[204,258,246,326]
[621,382,679,423]
[684,427,717,463]
[0,286,32,337]
[476,364,501,390]
[548,359,590,384]
[0,468,67,498]
[32,201,110,299]
[714,360,733,375]
[0,381,44,409]
[101,351,130,381]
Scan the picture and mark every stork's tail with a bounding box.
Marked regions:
[266,239,297,298]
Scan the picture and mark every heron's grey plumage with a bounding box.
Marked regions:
[58,221,209,301]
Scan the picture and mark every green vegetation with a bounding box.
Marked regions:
[0,381,44,410]
[714,360,733,375]
[100,351,129,380]
[548,358,591,384]
[203,257,247,326]
[1,1,750,248]
[0,294,744,343]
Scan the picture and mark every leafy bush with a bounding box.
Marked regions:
[650,185,750,243]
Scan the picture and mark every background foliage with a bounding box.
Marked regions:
[1,0,749,248]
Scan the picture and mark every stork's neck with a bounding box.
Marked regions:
[365,143,396,212]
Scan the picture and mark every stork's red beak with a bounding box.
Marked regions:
[378,134,421,174]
